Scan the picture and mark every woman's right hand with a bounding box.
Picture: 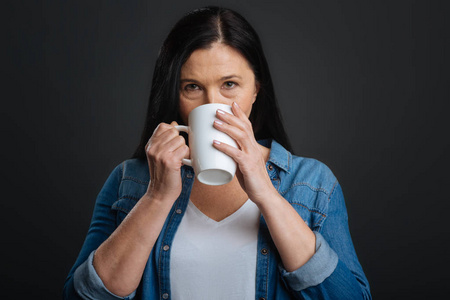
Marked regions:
[145,121,189,202]
[91,121,189,297]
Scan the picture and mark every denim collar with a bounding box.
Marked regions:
[259,139,292,174]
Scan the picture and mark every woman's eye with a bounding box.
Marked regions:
[184,84,200,91]
[223,81,236,89]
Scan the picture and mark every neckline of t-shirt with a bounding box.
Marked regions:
[187,199,256,226]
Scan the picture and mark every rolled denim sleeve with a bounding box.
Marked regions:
[74,251,136,300]
[280,182,371,299]
[280,232,338,290]
[63,164,132,300]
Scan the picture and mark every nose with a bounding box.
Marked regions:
[205,89,229,105]
[205,89,218,104]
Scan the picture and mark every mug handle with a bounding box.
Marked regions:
[175,125,192,166]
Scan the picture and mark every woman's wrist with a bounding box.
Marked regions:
[143,189,178,208]
[252,185,281,211]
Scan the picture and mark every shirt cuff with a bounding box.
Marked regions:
[74,250,137,300]
[280,231,338,291]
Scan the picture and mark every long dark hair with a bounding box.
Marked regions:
[132,6,292,159]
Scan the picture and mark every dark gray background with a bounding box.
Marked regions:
[4,0,449,299]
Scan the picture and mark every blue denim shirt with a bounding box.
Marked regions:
[63,140,371,299]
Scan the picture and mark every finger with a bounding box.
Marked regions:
[165,135,187,153]
[153,122,178,138]
[146,130,180,155]
[216,108,247,130]
[213,119,250,148]
[160,121,181,145]
[216,103,254,136]
[156,143,189,169]
[147,129,184,155]
[183,146,191,160]
[231,102,248,121]
[152,123,168,138]
[172,143,190,161]
[155,123,181,143]
[212,139,243,163]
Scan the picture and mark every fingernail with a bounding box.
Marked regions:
[233,102,239,108]
[213,140,221,145]
[214,120,223,126]
[217,109,225,115]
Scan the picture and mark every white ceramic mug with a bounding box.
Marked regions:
[175,103,238,185]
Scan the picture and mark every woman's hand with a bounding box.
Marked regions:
[212,102,276,204]
[214,103,316,272]
[93,121,189,297]
[145,121,189,202]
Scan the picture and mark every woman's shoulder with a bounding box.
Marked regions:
[109,158,149,207]
[269,140,338,196]
[114,158,150,186]
[289,155,337,193]
[269,140,341,227]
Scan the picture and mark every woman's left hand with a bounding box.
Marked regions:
[213,102,276,204]
[214,102,317,272]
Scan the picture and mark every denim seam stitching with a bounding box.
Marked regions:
[328,179,339,202]
[111,197,138,214]
[280,182,329,195]
[287,150,291,171]
[112,206,129,214]
[118,162,124,201]
[290,203,326,227]
[114,162,125,225]
[122,176,148,185]
[118,195,140,201]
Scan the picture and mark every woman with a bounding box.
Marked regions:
[64,6,371,300]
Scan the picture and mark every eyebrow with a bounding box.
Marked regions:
[180,75,242,83]
[221,75,242,81]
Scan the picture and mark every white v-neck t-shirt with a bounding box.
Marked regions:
[170,199,261,300]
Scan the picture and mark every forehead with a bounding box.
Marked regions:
[181,43,254,78]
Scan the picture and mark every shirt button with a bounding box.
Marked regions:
[261,248,268,255]
[186,173,193,179]
[163,245,170,251]
[175,208,182,214]
[162,293,169,299]
[267,164,273,171]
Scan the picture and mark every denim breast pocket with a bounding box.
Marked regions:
[111,197,139,226]
[290,202,326,231]
[283,188,328,231]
